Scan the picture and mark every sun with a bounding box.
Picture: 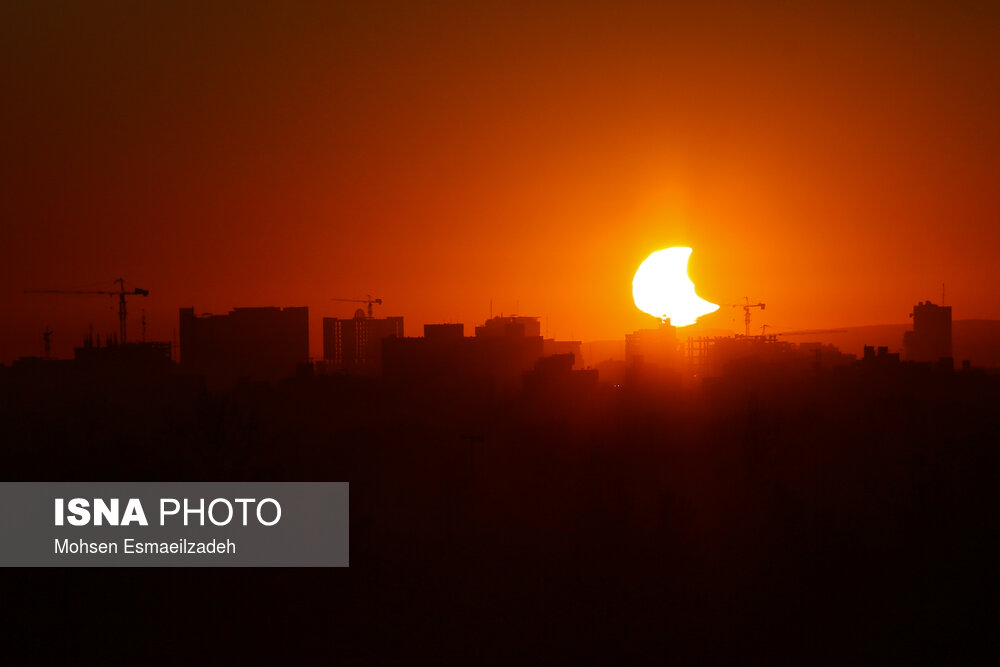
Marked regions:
[632,247,719,326]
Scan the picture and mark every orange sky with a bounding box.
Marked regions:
[2,2,998,362]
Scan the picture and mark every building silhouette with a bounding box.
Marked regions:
[903,301,952,364]
[323,309,403,376]
[383,316,546,392]
[523,352,599,396]
[475,315,541,338]
[626,322,681,370]
[179,306,308,386]
[542,339,584,368]
[74,333,172,373]
[424,323,464,341]
[478,315,584,367]
[863,344,901,367]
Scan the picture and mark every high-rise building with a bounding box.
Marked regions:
[323,310,404,375]
[179,306,308,386]
[903,301,952,363]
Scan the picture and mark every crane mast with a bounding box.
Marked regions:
[733,297,766,337]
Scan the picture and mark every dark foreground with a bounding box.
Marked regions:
[4,361,999,663]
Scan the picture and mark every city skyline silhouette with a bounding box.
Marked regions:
[3,3,1000,363]
[3,2,1000,663]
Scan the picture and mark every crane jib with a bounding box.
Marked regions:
[24,280,149,343]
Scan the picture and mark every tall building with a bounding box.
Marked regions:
[323,309,404,375]
[903,301,952,363]
[179,306,309,386]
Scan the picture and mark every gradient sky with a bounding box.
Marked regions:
[2,1,998,361]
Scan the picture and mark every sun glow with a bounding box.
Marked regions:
[632,247,719,326]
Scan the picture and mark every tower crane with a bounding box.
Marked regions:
[25,278,149,344]
[330,295,382,318]
[732,297,766,337]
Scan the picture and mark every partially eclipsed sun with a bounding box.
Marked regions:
[633,247,719,326]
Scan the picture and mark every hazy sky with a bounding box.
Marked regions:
[2,1,998,361]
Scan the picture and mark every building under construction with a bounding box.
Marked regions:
[623,309,855,380]
[687,333,791,376]
[322,309,404,376]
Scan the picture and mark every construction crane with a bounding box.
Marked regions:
[330,295,382,318]
[25,278,149,344]
[732,297,766,337]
